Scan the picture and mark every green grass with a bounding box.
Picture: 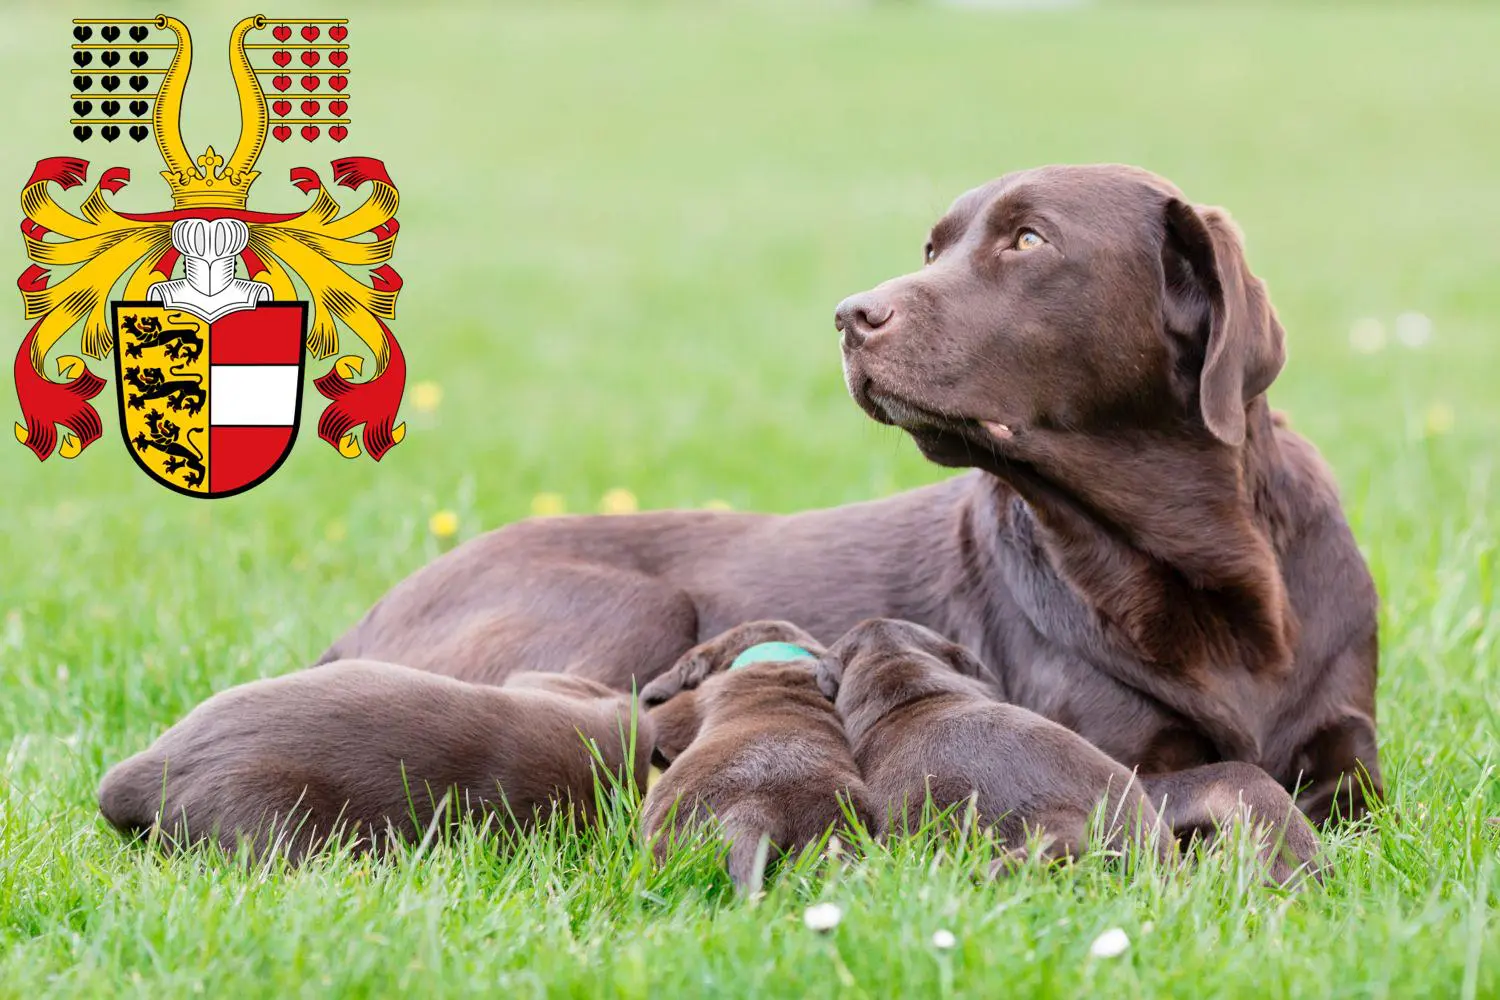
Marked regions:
[3,1,1498,996]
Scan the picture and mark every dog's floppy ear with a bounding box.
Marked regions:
[937,639,988,680]
[639,653,711,708]
[1162,199,1286,446]
[813,653,845,701]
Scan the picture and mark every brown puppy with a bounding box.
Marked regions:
[97,663,651,861]
[821,618,1172,864]
[314,165,1380,828]
[639,622,875,891]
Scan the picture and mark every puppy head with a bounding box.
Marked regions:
[821,618,991,733]
[639,620,825,708]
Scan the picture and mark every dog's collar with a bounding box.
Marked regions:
[729,642,817,670]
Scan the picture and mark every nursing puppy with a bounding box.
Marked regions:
[639,621,876,891]
[820,618,1172,864]
[97,662,651,861]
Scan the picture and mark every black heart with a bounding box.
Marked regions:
[101,50,120,67]
[130,125,149,142]
[73,51,92,67]
[101,26,120,42]
[74,26,93,42]
[129,51,148,67]
[101,125,120,142]
[129,75,148,91]
[102,75,120,91]
[130,25,148,42]
[73,125,92,142]
[129,100,148,116]
[102,100,120,117]
[76,75,93,91]
[73,100,93,116]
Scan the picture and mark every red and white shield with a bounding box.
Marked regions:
[114,301,308,498]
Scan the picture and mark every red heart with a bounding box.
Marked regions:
[272,99,291,116]
[273,124,292,142]
[301,75,319,91]
[301,50,320,67]
[329,75,347,91]
[301,99,320,116]
[273,25,291,42]
[329,50,347,67]
[301,26,320,42]
[272,75,292,92]
[329,125,347,142]
[329,99,347,116]
[272,50,291,67]
[301,125,320,141]
[328,25,347,41]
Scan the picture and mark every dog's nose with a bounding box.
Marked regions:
[835,293,894,350]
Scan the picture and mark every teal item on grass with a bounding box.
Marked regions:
[729,642,817,670]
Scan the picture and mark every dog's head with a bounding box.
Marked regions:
[818,618,993,739]
[835,165,1284,468]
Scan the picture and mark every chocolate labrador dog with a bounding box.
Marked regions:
[98,664,651,860]
[819,618,1175,865]
[116,164,1375,839]
[639,621,875,890]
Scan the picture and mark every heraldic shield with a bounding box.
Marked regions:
[113,300,308,498]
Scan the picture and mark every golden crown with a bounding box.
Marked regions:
[152,14,269,210]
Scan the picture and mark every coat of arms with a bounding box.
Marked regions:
[16,14,404,497]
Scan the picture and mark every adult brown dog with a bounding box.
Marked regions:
[98,663,651,861]
[291,165,1376,829]
[639,621,875,890]
[820,617,1176,865]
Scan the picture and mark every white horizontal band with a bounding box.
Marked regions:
[209,365,299,426]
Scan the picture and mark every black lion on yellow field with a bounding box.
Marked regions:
[121,314,204,363]
[123,366,205,417]
[131,409,205,488]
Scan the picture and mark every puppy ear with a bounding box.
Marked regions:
[1162,199,1286,446]
[813,653,845,701]
[639,652,711,708]
[646,688,702,765]
[938,640,988,680]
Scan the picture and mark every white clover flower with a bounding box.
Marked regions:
[932,929,957,950]
[1089,927,1130,958]
[1394,311,1433,348]
[1349,317,1386,354]
[803,902,843,932]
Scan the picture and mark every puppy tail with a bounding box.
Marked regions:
[725,830,775,896]
[721,802,783,895]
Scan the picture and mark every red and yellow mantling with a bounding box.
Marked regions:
[15,14,405,464]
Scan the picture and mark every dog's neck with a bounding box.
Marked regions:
[969,399,1297,759]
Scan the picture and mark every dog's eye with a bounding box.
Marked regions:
[923,242,936,265]
[1014,229,1045,251]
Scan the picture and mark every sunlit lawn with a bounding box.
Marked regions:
[2,2,1497,996]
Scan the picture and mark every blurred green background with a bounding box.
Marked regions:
[2,2,1497,996]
